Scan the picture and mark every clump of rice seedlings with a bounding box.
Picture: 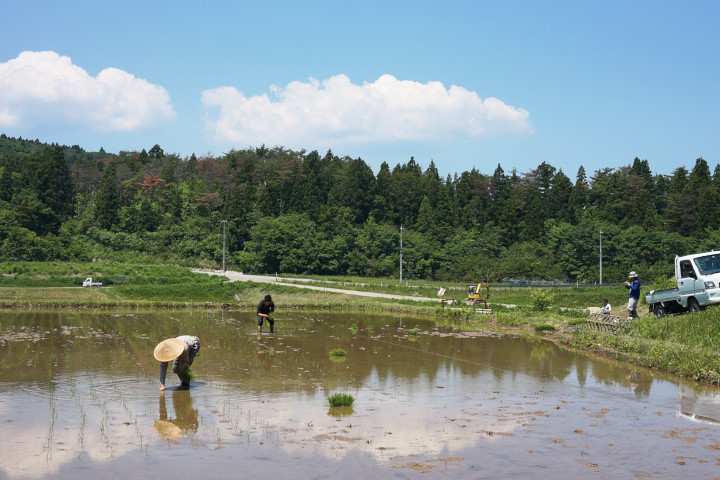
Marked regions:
[329,349,346,357]
[328,393,355,407]
[534,323,556,332]
[350,323,358,334]
[181,366,197,380]
[407,329,418,335]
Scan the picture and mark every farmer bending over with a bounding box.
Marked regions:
[155,335,201,391]
[257,294,275,333]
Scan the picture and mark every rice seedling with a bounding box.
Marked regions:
[566,318,586,326]
[329,349,346,357]
[328,393,354,407]
[407,329,418,335]
[181,366,197,381]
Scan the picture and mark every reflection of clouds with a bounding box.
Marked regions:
[677,383,720,424]
[0,388,140,478]
[0,365,536,478]
[0,374,209,479]
[217,367,529,462]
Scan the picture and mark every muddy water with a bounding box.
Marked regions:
[1,310,720,479]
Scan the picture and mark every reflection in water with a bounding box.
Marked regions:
[154,389,199,440]
[677,383,720,423]
[1,310,720,479]
[327,406,354,419]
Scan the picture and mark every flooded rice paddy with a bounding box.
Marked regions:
[1,310,720,479]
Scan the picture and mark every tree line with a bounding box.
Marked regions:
[1,133,717,283]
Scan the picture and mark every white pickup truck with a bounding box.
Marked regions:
[646,251,720,318]
[82,277,102,287]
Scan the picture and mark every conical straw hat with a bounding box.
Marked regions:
[153,420,183,439]
[154,338,184,362]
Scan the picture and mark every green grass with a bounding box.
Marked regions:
[275,275,630,310]
[328,393,355,407]
[0,261,212,287]
[534,323,556,332]
[565,307,720,384]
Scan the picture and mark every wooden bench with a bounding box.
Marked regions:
[585,312,634,333]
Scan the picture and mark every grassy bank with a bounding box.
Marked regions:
[564,309,720,384]
[0,262,443,311]
[278,274,629,310]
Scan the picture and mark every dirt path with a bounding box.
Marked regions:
[192,269,442,303]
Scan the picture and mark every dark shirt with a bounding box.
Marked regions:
[257,300,275,316]
[625,279,641,299]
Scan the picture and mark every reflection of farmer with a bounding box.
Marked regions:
[154,389,199,439]
[154,335,200,391]
[624,271,641,318]
[625,370,652,396]
[257,294,275,333]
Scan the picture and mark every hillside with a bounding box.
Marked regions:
[1,133,717,283]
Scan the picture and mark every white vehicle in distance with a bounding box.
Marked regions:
[82,277,102,287]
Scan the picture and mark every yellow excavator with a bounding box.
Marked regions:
[466,283,491,309]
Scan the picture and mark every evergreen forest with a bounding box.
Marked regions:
[1,133,718,284]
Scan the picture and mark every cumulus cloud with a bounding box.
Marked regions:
[0,51,175,131]
[202,74,531,146]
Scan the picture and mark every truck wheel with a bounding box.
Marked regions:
[654,305,666,319]
[687,298,700,313]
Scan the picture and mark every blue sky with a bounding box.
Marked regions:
[1,0,718,178]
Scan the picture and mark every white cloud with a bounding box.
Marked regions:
[202,74,531,146]
[0,51,175,131]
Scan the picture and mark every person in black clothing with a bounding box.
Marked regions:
[257,294,275,333]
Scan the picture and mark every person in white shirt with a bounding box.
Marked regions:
[602,298,612,314]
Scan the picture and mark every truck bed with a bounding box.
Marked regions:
[645,287,678,304]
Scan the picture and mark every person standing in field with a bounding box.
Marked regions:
[155,335,201,391]
[624,271,641,318]
[257,294,275,333]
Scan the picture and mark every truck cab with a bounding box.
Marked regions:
[646,251,720,317]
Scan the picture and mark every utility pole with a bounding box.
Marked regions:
[599,230,603,285]
[221,220,228,273]
[399,225,404,284]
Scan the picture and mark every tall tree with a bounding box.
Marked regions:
[95,161,119,229]
[568,165,588,223]
[329,157,377,223]
[35,146,75,233]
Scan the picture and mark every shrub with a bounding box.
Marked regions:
[651,275,676,291]
[531,288,555,310]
